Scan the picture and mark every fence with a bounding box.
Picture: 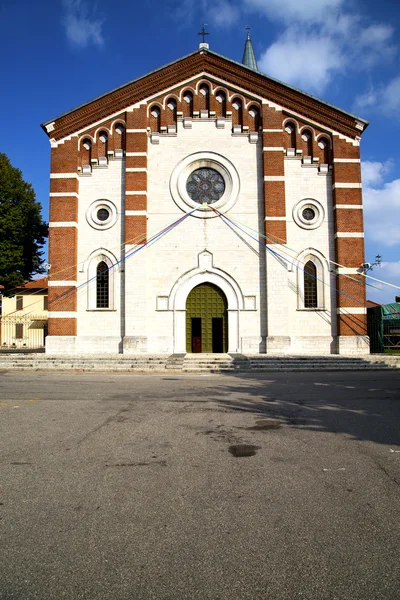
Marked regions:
[0,315,48,350]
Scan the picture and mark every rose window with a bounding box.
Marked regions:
[186,168,225,204]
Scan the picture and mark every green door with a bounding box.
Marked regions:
[186,283,228,353]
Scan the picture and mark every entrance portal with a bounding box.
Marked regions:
[186,283,228,353]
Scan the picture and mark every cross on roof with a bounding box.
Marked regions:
[198,24,209,44]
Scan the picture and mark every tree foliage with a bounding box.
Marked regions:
[0,153,48,292]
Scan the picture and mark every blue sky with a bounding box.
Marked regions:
[1,0,399,303]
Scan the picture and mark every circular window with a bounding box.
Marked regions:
[302,207,315,221]
[293,199,324,230]
[86,200,118,230]
[170,152,240,218]
[186,168,225,204]
[97,208,110,221]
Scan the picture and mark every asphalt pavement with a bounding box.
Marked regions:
[1,370,399,600]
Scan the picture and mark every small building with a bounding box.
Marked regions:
[1,278,48,349]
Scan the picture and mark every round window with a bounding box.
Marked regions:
[86,200,118,230]
[186,168,225,204]
[293,199,324,230]
[97,208,110,222]
[169,152,240,219]
[302,207,315,221]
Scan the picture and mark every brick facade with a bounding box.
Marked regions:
[42,46,368,355]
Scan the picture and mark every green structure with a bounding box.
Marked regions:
[367,302,400,353]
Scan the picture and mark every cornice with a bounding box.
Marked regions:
[43,51,367,141]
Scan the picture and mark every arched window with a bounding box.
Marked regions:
[96,261,109,308]
[285,122,297,151]
[232,97,243,130]
[113,122,125,148]
[304,261,317,308]
[150,105,161,132]
[166,98,177,128]
[199,84,210,112]
[98,131,108,162]
[182,91,193,117]
[301,130,313,158]
[215,91,227,118]
[87,250,117,310]
[81,138,92,165]
[248,104,261,132]
[318,137,330,164]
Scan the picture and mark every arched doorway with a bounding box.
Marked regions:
[186,283,228,353]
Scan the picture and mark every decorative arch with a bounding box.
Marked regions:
[179,86,196,102]
[248,103,261,132]
[284,120,297,151]
[87,248,118,310]
[316,135,332,164]
[168,252,243,353]
[181,89,194,117]
[300,128,314,158]
[195,79,213,94]
[110,118,127,132]
[78,133,95,150]
[149,103,162,132]
[283,117,299,131]
[93,126,111,142]
[214,87,227,118]
[231,96,244,130]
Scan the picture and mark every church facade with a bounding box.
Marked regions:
[42,38,369,355]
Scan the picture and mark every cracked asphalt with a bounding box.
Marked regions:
[0,369,399,599]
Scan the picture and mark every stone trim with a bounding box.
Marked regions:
[332,183,362,189]
[333,204,363,209]
[335,232,364,238]
[50,192,79,197]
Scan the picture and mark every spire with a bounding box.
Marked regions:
[242,27,258,71]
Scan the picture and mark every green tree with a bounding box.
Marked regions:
[0,153,48,292]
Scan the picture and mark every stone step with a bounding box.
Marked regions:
[0,353,398,372]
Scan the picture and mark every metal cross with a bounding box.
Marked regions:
[246,26,251,39]
[198,24,209,43]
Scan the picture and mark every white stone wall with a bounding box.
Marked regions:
[123,119,265,354]
[75,158,125,353]
[284,158,336,354]
[71,126,342,355]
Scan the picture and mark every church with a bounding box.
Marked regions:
[42,33,369,356]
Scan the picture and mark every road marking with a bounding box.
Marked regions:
[0,398,39,407]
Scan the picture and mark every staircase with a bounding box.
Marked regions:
[0,352,398,372]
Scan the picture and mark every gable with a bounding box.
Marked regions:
[42,49,368,142]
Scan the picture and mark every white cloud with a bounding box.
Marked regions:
[243,0,395,94]
[258,29,343,93]
[62,0,104,48]
[244,0,344,24]
[363,169,400,247]
[355,76,400,117]
[361,160,393,187]
[209,0,240,28]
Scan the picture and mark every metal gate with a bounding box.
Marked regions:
[0,315,48,350]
